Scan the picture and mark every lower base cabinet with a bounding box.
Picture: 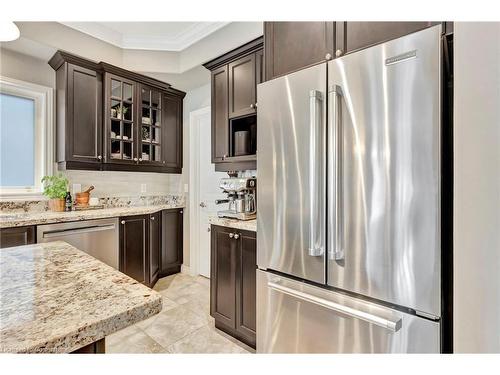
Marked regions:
[0,226,36,249]
[210,225,256,348]
[119,209,183,288]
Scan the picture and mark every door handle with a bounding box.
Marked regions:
[308,90,325,257]
[328,85,344,261]
[268,279,402,332]
[42,224,116,239]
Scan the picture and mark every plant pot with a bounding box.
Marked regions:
[48,198,65,212]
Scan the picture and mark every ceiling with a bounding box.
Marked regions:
[60,22,230,51]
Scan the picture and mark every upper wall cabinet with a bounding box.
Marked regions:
[49,51,185,174]
[203,37,263,172]
[264,22,335,81]
[263,22,452,81]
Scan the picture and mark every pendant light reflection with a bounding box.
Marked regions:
[0,22,20,42]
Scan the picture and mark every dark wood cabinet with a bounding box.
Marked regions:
[210,225,256,348]
[162,91,184,171]
[0,226,36,249]
[149,211,161,287]
[264,22,335,81]
[52,56,103,170]
[160,208,183,277]
[119,215,149,285]
[228,53,256,119]
[204,37,263,172]
[49,51,185,174]
[336,22,439,56]
[211,65,229,163]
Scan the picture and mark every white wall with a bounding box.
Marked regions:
[454,22,500,353]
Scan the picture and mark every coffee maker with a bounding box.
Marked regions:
[215,177,256,220]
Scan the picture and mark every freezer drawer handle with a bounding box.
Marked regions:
[42,224,116,239]
[328,85,344,261]
[268,280,402,332]
[308,90,325,257]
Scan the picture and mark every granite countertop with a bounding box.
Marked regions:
[0,203,184,229]
[0,241,162,353]
[208,216,257,232]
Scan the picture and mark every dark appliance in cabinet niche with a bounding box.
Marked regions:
[203,37,263,172]
[210,225,256,348]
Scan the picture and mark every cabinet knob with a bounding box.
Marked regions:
[229,233,234,238]
[97,155,102,160]
[250,103,255,109]
[180,210,183,214]
[150,216,155,221]
[234,233,240,240]
[139,158,143,162]
[335,49,343,57]
[163,161,166,164]
[121,220,125,225]
[133,157,138,162]
[325,53,332,60]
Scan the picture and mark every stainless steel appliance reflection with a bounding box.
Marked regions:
[257,25,443,353]
[215,177,256,220]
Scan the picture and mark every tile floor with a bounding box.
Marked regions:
[106,273,253,353]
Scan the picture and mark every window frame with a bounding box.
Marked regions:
[0,76,54,200]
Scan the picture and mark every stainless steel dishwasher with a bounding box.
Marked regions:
[37,218,119,269]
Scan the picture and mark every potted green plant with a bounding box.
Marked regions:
[41,174,69,212]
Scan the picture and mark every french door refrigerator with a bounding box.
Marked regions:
[256,25,442,353]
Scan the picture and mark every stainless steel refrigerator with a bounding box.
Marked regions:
[256,25,442,353]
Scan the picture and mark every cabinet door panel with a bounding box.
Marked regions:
[228,54,256,118]
[119,215,148,284]
[162,93,183,170]
[236,231,257,343]
[337,22,437,55]
[149,211,161,287]
[210,226,236,328]
[0,226,35,249]
[211,66,229,162]
[66,64,102,164]
[265,22,334,80]
[160,209,183,275]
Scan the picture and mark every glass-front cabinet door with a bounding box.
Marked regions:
[105,73,138,164]
[139,85,164,166]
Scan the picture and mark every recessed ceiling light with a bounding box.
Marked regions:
[0,21,20,42]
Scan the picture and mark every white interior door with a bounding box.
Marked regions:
[196,110,227,278]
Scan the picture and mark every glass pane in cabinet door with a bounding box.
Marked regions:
[142,144,151,162]
[151,127,161,143]
[123,123,133,141]
[123,83,133,102]
[151,91,160,108]
[111,120,120,139]
[111,140,121,159]
[153,145,161,162]
[142,107,151,125]
[110,100,121,119]
[141,126,151,142]
[111,79,121,98]
[142,88,151,106]
[122,102,133,121]
[151,109,160,126]
[123,142,132,160]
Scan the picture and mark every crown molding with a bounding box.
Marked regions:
[60,22,230,52]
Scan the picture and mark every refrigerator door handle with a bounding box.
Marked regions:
[308,90,325,257]
[328,85,344,261]
[268,279,402,332]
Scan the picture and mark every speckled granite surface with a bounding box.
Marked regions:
[0,241,162,353]
[208,216,256,232]
[0,195,184,228]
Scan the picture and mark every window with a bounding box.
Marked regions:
[0,76,53,198]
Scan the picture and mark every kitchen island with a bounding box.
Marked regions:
[0,241,162,353]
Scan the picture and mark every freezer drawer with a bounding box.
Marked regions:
[257,270,440,353]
